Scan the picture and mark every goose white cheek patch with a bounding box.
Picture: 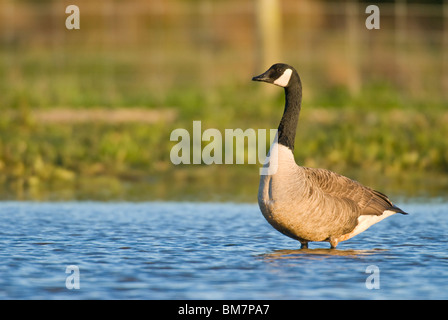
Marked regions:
[273,68,293,87]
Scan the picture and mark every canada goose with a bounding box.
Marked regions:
[252,63,408,249]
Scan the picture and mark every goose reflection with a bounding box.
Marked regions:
[260,248,386,260]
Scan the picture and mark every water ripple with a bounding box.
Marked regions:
[0,201,447,299]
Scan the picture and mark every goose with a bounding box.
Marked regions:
[252,63,408,249]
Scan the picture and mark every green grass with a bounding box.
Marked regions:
[1,98,447,201]
[1,47,447,201]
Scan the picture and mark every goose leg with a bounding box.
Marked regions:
[329,237,339,249]
[300,241,308,249]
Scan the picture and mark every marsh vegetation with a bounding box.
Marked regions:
[1,0,447,201]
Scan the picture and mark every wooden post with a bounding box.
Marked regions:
[103,0,116,46]
[1,0,15,45]
[395,0,407,48]
[395,0,407,90]
[52,1,66,59]
[443,0,448,95]
[254,0,282,97]
[101,0,117,102]
[255,0,282,70]
[2,0,16,89]
[199,0,214,101]
[346,0,361,95]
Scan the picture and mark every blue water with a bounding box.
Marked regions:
[0,201,447,299]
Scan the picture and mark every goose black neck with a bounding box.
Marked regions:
[277,78,302,151]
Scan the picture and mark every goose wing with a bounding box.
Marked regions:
[302,167,407,216]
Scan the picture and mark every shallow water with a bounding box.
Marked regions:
[0,201,447,299]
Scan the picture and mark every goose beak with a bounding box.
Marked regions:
[252,71,271,83]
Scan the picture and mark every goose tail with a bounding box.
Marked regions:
[387,205,409,215]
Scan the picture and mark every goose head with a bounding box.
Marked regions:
[252,63,297,88]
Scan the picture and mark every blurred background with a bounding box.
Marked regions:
[0,0,447,201]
